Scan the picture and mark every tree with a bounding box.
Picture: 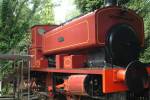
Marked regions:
[0,0,54,94]
[126,0,150,62]
[32,0,54,25]
[75,0,103,14]
[0,0,54,53]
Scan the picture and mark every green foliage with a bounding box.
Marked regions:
[0,0,39,82]
[2,83,13,95]
[64,0,80,21]
[75,0,103,14]
[32,0,54,25]
[127,0,150,62]
[0,0,54,53]
[0,0,36,52]
[75,0,150,63]
[0,0,54,94]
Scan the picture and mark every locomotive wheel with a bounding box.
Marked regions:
[125,61,149,95]
[126,90,150,100]
[53,94,67,100]
[105,92,127,100]
[84,75,103,97]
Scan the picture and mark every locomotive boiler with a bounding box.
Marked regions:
[29,0,150,99]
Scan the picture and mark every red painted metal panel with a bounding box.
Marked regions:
[96,7,144,46]
[30,24,58,68]
[63,55,87,69]
[31,68,103,74]
[30,48,42,68]
[29,48,48,68]
[102,68,128,93]
[43,12,96,54]
[56,54,66,69]
[147,67,150,74]
[31,25,58,48]
[42,7,144,55]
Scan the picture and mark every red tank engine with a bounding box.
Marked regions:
[29,0,150,99]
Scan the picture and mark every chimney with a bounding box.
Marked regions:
[105,0,117,6]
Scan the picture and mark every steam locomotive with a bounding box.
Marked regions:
[29,0,150,99]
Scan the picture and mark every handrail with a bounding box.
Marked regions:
[0,54,33,60]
